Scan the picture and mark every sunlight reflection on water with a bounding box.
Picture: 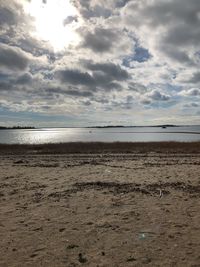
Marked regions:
[0,126,200,144]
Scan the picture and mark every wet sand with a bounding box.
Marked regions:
[0,143,200,266]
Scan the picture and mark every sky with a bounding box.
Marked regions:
[0,0,200,127]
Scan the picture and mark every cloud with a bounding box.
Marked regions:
[128,82,147,93]
[184,102,199,108]
[141,99,151,105]
[72,0,112,19]
[0,6,17,26]
[55,62,128,93]
[78,26,132,57]
[80,27,118,53]
[145,90,170,101]
[185,72,200,84]
[0,81,13,92]
[180,88,200,97]
[16,73,33,84]
[45,86,93,98]
[72,0,130,19]
[0,43,30,72]
[86,61,129,81]
[56,69,95,86]
[122,0,200,66]
[63,15,78,25]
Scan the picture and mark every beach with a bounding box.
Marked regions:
[0,142,200,267]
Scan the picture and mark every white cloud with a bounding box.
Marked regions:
[179,88,200,97]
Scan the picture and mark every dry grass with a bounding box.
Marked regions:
[1,141,200,155]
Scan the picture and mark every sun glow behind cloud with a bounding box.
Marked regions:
[24,0,81,51]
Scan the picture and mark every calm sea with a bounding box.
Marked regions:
[0,126,200,144]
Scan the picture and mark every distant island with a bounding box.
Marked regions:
[87,125,178,128]
[0,125,181,130]
[0,126,35,130]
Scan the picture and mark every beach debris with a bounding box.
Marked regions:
[139,233,147,240]
[78,253,87,263]
[138,230,156,240]
[159,189,163,198]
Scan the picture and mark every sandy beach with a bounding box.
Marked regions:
[0,142,200,267]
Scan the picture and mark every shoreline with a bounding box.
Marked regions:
[1,141,200,155]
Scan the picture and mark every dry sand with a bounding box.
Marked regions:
[0,143,200,267]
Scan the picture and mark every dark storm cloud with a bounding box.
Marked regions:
[80,28,118,53]
[0,44,30,72]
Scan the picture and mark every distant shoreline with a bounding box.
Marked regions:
[0,126,35,130]
[86,124,178,128]
[1,125,200,130]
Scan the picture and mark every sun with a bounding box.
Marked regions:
[24,0,81,51]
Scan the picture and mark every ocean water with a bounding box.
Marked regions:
[0,126,200,144]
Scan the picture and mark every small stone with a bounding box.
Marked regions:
[127,257,136,262]
[78,253,87,263]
